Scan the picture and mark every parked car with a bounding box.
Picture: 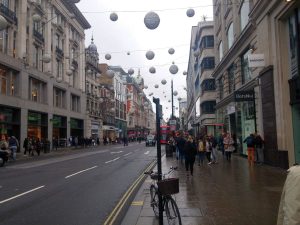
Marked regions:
[146,135,156,147]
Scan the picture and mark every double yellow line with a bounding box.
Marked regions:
[103,160,156,225]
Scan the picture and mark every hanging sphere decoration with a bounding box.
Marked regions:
[128,68,134,75]
[146,50,155,60]
[161,79,167,85]
[178,97,182,101]
[144,85,148,89]
[168,48,175,55]
[194,50,200,57]
[105,54,111,60]
[183,71,187,75]
[149,67,156,74]
[57,77,63,83]
[176,107,178,110]
[173,91,178,96]
[168,100,171,103]
[96,73,101,78]
[144,11,160,30]
[169,64,179,74]
[106,70,115,78]
[66,69,73,76]
[32,14,42,22]
[186,8,195,17]
[144,102,149,107]
[154,84,159,88]
[110,12,118,21]
[127,52,130,55]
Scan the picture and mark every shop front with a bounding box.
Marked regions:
[0,105,20,140]
[27,111,48,140]
[70,118,84,138]
[91,121,100,139]
[102,125,116,142]
[52,115,67,146]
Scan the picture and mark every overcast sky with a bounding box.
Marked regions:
[77,0,213,120]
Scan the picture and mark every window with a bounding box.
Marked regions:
[227,23,234,49]
[201,79,216,93]
[2,0,9,8]
[0,29,8,54]
[56,59,63,78]
[53,87,65,108]
[201,57,215,70]
[0,66,18,96]
[29,77,47,103]
[33,45,40,69]
[218,41,223,61]
[200,36,214,49]
[195,75,200,95]
[241,50,252,84]
[228,65,235,93]
[201,101,216,114]
[71,94,80,112]
[218,76,224,99]
[240,0,250,31]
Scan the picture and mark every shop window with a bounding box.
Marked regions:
[240,0,250,31]
[228,65,235,93]
[71,94,80,112]
[227,22,234,49]
[241,50,252,84]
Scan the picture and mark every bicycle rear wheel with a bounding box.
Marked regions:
[165,196,182,225]
[150,185,159,217]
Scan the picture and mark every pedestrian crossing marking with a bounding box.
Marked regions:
[131,201,143,206]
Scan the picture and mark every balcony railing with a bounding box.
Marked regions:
[0,3,17,25]
[55,46,64,57]
[33,29,44,43]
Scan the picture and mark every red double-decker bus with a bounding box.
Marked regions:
[160,125,170,144]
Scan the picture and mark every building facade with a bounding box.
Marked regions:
[0,0,90,147]
[212,0,300,168]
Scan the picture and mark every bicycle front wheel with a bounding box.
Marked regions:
[165,196,182,225]
[150,185,159,217]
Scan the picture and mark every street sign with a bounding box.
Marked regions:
[248,54,265,68]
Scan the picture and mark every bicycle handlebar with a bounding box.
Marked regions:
[144,166,177,177]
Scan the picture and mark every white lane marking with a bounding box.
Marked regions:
[124,152,132,156]
[105,157,120,164]
[111,151,123,154]
[0,185,45,204]
[65,166,98,179]
[144,151,150,155]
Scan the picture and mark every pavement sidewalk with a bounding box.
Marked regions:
[121,151,287,225]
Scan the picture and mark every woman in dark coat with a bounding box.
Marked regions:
[183,135,197,176]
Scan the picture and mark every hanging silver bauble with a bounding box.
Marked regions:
[56,77,63,83]
[168,48,175,55]
[166,107,168,109]
[154,84,159,88]
[168,100,171,103]
[96,73,101,78]
[128,68,134,75]
[127,52,130,55]
[186,9,195,17]
[149,67,156,74]
[110,12,118,21]
[161,79,167,85]
[144,11,160,30]
[173,91,178,96]
[66,69,73,76]
[106,70,115,78]
[176,107,178,110]
[144,102,149,107]
[105,54,111,60]
[32,14,42,22]
[99,98,104,103]
[194,50,200,57]
[183,71,187,75]
[0,15,7,31]
[184,87,187,91]
[42,54,51,63]
[169,64,178,74]
[144,85,148,89]
[146,50,155,60]
[178,97,182,101]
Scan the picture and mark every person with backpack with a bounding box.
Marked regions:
[197,138,206,166]
[255,133,264,165]
[244,133,255,166]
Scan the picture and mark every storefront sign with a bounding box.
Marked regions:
[234,91,255,102]
[248,54,265,68]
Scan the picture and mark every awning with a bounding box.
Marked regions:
[102,125,116,131]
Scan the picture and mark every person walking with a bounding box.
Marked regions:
[210,135,218,164]
[206,136,212,164]
[8,136,19,161]
[197,138,206,166]
[176,133,186,163]
[255,133,264,165]
[244,133,256,165]
[224,133,234,161]
[23,137,29,155]
[183,135,197,177]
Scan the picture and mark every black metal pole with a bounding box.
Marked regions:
[153,97,163,225]
[171,79,174,119]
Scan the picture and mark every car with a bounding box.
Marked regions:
[146,135,156,147]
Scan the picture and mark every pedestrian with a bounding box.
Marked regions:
[244,133,256,165]
[277,164,300,225]
[0,135,8,151]
[224,133,234,161]
[210,135,218,164]
[36,138,41,156]
[183,135,197,177]
[255,133,264,164]
[176,133,186,163]
[52,137,58,151]
[218,133,225,156]
[206,136,212,164]
[23,137,29,155]
[8,136,19,161]
[197,138,206,166]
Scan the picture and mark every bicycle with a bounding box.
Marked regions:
[144,167,182,225]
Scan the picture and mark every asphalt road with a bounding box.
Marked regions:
[0,142,157,225]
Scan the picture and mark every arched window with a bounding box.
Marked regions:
[227,23,234,49]
[240,0,250,30]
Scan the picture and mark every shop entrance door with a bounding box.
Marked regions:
[292,104,300,164]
